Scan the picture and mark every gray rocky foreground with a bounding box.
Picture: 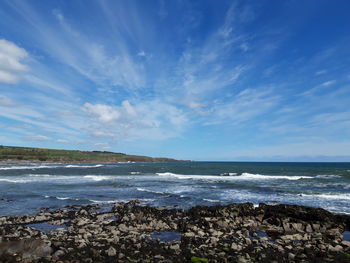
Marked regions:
[0,201,350,262]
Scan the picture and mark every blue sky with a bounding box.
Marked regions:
[0,0,350,161]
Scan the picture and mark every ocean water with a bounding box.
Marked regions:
[0,162,349,216]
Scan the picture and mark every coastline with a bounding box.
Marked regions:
[1,201,350,262]
[0,159,180,164]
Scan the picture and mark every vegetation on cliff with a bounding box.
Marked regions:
[0,145,176,162]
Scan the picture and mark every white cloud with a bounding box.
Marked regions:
[82,100,188,141]
[137,50,146,57]
[320,80,336,87]
[83,103,121,123]
[315,69,327,76]
[0,39,28,83]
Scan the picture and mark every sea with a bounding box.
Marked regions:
[0,162,349,216]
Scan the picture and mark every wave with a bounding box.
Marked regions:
[156,172,313,181]
[203,198,221,203]
[0,165,55,170]
[26,174,51,177]
[89,198,155,204]
[0,164,104,170]
[301,193,350,201]
[316,174,341,179]
[0,178,29,183]
[239,173,313,180]
[44,195,80,201]
[130,172,141,175]
[83,175,112,181]
[89,199,122,204]
[136,187,167,195]
[65,164,104,168]
[220,172,239,176]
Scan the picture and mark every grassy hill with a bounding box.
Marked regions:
[0,145,177,163]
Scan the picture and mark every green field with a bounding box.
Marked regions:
[0,145,176,162]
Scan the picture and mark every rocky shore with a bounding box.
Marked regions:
[1,201,350,263]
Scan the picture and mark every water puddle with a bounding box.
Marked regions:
[250,231,268,239]
[256,231,268,238]
[26,222,67,233]
[151,231,182,242]
[343,231,350,242]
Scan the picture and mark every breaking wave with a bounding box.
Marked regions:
[44,195,80,201]
[156,172,313,181]
[83,175,112,181]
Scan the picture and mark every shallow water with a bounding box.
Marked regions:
[26,222,67,233]
[0,161,349,216]
[151,231,182,242]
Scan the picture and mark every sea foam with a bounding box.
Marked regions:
[83,175,111,181]
[302,193,350,201]
[156,172,313,181]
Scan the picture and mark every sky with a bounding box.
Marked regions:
[0,0,350,161]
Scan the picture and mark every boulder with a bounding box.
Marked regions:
[0,239,52,259]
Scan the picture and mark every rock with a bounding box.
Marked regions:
[236,256,247,263]
[291,223,303,232]
[107,246,116,256]
[0,239,52,259]
[245,238,252,245]
[34,215,47,222]
[342,240,350,247]
[197,230,205,236]
[184,232,195,238]
[76,218,89,226]
[52,249,65,260]
[329,244,343,252]
[305,224,313,233]
[170,244,180,251]
[118,224,128,232]
[288,253,295,260]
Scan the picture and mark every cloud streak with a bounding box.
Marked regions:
[0,39,28,83]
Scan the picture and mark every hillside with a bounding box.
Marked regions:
[0,145,177,163]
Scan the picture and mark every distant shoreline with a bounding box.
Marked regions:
[0,159,178,164]
[0,145,179,163]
